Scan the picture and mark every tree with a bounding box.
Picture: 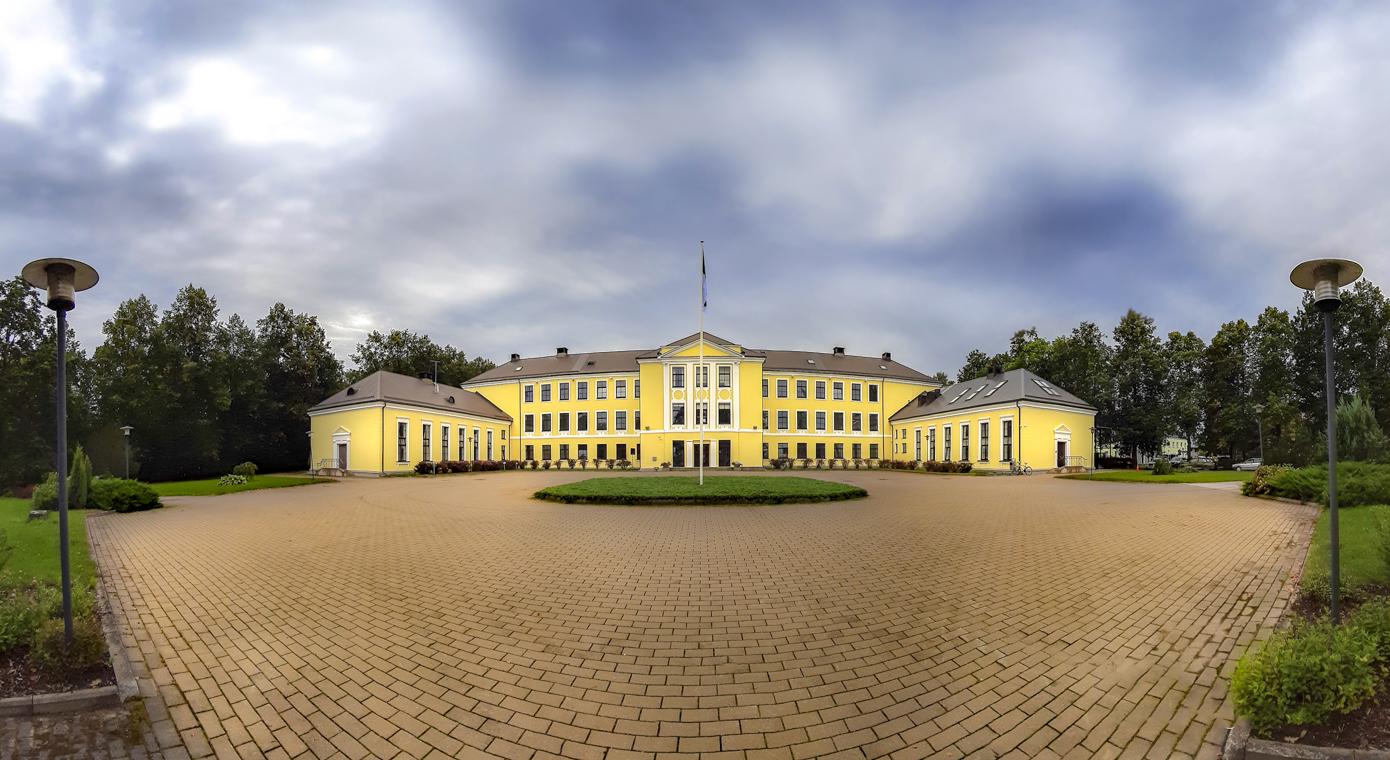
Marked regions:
[1334,395,1389,463]
[1165,331,1205,455]
[930,371,952,387]
[251,304,344,472]
[956,349,992,382]
[1047,321,1113,415]
[1202,319,1253,460]
[348,329,493,387]
[1111,310,1168,458]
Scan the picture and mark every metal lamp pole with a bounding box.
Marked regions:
[22,258,99,643]
[120,426,133,479]
[1291,258,1363,624]
[1253,404,1264,464]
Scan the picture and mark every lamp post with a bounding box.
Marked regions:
[1253,404,1264,464]
[1291,258,1363,625]
[21,258,99,643]
[120,426,133,479]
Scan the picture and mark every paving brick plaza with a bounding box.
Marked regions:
[11,471,1315,759]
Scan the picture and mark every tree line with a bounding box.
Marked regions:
[951,280,1390,465]
[0,278,493,486]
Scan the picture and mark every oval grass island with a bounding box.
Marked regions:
[533,475,868,506]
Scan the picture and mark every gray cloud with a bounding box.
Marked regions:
[1,0,1387,378]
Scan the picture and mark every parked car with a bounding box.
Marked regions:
[1232,458,1262,471]
[1189,456,1215,470]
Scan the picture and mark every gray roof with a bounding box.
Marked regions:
[465,334,938,385]
[889,368,1096,422]
[311,371,512,421]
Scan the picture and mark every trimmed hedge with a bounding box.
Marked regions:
[535,476,867,506]
[90,478,162,513]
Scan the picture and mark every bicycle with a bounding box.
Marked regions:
[1009,460,1032,476]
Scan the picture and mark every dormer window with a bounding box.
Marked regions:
[345,387,357,396]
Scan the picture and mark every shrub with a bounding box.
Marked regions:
[1350,598,1390,664]
[29,610,107,675]
[69,445,91,509]
[1152,458,1173,476]
[567,459,576,470]
[541,461,550,470]
[1230,618,1378,737]
[1374,507,1390,585]
[1336,394,1390,464]
[218,474,247,486]
[1263,462,1390,507]
[853,458,863,469]
[800,459,813,469]
[815,459,825,470]
[0,580,58,652]
[30,472,58,511]
[231,461,259,480]
[1243,464,1296,496]
[90,479,161,513]
[414,460,435,475]
[606,459,615,470]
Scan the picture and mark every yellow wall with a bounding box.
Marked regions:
[473,374,642,464]
[309,403,511,475]
[889,403,1095,471]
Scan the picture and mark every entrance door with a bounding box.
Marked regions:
[718,440,731,467]
[1057,441,1067,468]
[672,440,685,468]
[692,442,711,467]
[337,443,347,469]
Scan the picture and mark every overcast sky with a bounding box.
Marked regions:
[2,0,1388,376]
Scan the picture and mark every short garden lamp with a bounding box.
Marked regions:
[120,426,133,479]
[1252,404,1264,464]
[21,258,100,644]
[1291,257,1363,625]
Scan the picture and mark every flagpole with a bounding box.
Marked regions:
[699,241,705,486]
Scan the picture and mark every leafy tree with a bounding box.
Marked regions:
[930,371,951,387]
[251,304,344,471]
[348,329,492,387]
[956,349,992,382]
[1202,319,1253,459]
[1111,310,1168,458]
[1165,331,1205,455]
[1048,321,1114,415]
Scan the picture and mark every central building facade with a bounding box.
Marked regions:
[461,333,941,467]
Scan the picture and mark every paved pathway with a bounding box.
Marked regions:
[65,472,1315,760]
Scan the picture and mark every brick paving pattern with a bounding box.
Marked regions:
[65,472,1314,760]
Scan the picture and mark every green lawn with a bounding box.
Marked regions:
[0,497,96,588]
[1059,470,1253,484]
[1304,505,1388,593]
[535,476,867,505]
[150,475,326,497]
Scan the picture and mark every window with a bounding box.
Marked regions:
[442,426,449,458]
[762,410,769,430]
[459,431,466,461]
[979,421,989,462]
[1033,378,1060,396]
[944,426,952,462]
[397,421,408,462]
[852,443,862,459]
[869,443,878,459]
[851,383,862,402]
[615,380,626,399]
[961,423,970,462]
[718,365,731,388]
[577,381,589,400]
[525,445,534,461]
[815,411,826,431]
[540,413,551,433]
[796,411,808,431]
[524,414,535,433]
[762,443,769,460]
[869,413,879,433]
[559,412,570,432]
[577,444,588,460]
[672,404,685,425]
[797,442,808,459]
[695,403,708,425]
[833,412,844,432]
[597,444,607,460]
[833,443,843,459]
[423,423,432,461]
[542,444,551,461]
[596,411,607,431]
[833,382,844,401]
[815,381,826,400]
[616,410,627,431]
[929,428,936,461]
[777,379,788,398]
[473,428,480,460]
[984,380,1007,397]
[486,429,493,460]
[577,412,588,432]
[869,384,878,403]
[616,444,626,460]
[777,410,788,430]
[541,384,551,402]
[777,442,788,459]
[796,379,807,399]
[816,443,826,459]
[1002,420,1013,461]
[524,385,534,403]
[559,443,569,460]
[851,413,862,432]
[559,382,570,401]
[717,403,731,426]
[762,378,769,398]
[634,380,639,398]
[635,411,640,430]
[672,366,685,389]
[596,381,607,400]
[698,365,709,388]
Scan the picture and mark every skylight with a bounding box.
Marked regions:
[983,380,1007,397]
[965,384,987,400]
[1033,378,1060,396]
[949,387,970,403]
[807,359,815,364]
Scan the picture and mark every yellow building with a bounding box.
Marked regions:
[887,368,1096,472]
[308,371,513,475]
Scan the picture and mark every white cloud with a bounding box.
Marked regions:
[0,0,102,124]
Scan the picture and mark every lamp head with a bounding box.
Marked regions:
[21,259,99,311]
[1291,258,1363,313]
[1253,404,1264,413]
[120,426,133,436]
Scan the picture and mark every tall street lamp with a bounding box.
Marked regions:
[120,426,133,479]
[21,258,99,643]
[1253,404,1265,464]
[1291,258,1363,624]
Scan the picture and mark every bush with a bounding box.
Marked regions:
[0,581,59,652]
[1153,458,1173,476]
[414,460,435,475]
[30,472,58,511]
[69,445,91,509]
[1263,462,1390,507]
[218,474,247,486]
[29,610,107,676]
[1230,618,1379,737]
[1243,464,1295,496]
[232,461,258,480]
[90,478,161,513]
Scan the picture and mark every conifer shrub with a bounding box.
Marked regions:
[90,478,161,513]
